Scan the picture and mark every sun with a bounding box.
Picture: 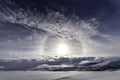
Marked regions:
[56,43,69,56]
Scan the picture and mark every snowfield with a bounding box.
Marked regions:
[0,71,120,80]
[0,57,120,80]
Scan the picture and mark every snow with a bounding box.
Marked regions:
[0,71,120,80]
[0,57,120,71]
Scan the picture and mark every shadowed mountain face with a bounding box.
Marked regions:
[0,57,120,71]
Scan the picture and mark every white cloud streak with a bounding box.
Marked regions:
[0,0,112,57]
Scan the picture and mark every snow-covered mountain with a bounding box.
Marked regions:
[0,57,120,71]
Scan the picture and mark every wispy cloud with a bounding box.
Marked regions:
[0,0,117,58]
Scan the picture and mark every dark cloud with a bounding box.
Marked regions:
[2,0,117,18]
[0,22,47,41]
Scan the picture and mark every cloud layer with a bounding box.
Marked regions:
[0,0,119,58]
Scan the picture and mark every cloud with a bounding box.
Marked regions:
[0,0,107,45]
[0,57,120,71]
[1,0,117,57]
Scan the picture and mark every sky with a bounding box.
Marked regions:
[0,0,120,58]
